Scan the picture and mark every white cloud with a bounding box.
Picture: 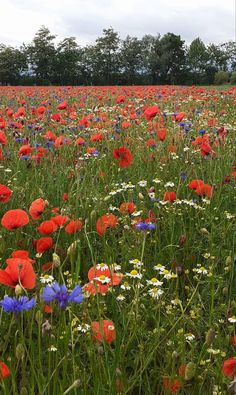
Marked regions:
[0,0,235,47]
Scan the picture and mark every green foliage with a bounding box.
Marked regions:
[230,71,236,84]
[214,70,229,85]
[0,25,234,85]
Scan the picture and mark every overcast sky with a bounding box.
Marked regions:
[0,0,235,47]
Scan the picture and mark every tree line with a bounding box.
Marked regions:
[0,26,235,86]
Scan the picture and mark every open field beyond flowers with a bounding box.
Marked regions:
[0,85,235,394]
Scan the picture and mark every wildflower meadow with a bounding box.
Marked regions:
[0,85,235,394]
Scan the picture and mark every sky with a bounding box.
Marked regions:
[0,0,235,47]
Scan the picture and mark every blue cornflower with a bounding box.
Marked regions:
[180,172,187,181]
[0,296,35,313]
[199,129,206,135]
[41,282,84,309]
[135,222,156,231]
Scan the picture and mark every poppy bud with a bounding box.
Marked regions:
[205,329,216,345]
[63,379,81,394]
[67,240,79,257]
[149,186,155,193]
[97,346,104,355]
[90,210,96,220]
[185,362,196,381]
[199,228,209,235]
[16,343,25,361]
[42,320,52,336]
[15,284,23,296]
[179,234,187,246]
[172,351,179,360]
[35,310,43,325]
[225,256,232,266]
[222,287,228,295]
[20,388,28,395]
[52,252,60,267]
[138,193,144,200]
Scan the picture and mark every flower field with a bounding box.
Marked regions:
[0,85,235,394]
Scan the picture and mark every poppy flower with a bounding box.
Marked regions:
[42,262,54,272]
[175,112,186,122]
[1,209,29,230]
[96,214,118,236]
[36,237,53,254]
[188,180,204,190]
[143,106,160,121]
[75,137,85,145]
[37,220,58,235]
[57,101,68,110]
[65,219,82,234]
[163,377,182,393]
[0,361,10,380]
[83,281,110,295]
[116,95,125,103]
[0,131,7,145]
[0,258,36,289]
[163,191,176,202]
[0,184,12,203]
[157,128,167,141]
[29,198,47,220]
[10,250,35,265]
[195,183,213,199]
[222,357,236,377]
[119,202,136,214]
[112,147,133,168]
[90,133,104,142]
[43,130,57,141]
[91,320,116,344]
[51,215,69,227]
[145,138,157,148]
[200,142,212,157]
[18,145,32,157]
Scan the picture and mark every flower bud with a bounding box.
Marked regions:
[15,284,23,296]
[205,329,216,345]
[90,210,96,220]
[16,343,25,361]
[185,362,196,381]
[42,320,52,336]
[138,193,144,200]
[67,240,79,257]
[199,228,209,235]
[20,388,28,395]
[52,252,61,267]
[225,256,232,266]
[35,310,43,325]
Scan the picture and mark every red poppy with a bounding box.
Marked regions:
[116,95,125,103]
[18,145,32,157]
[11,250,35,265]
[1,209,29,230]
[188,180,205,190]
[175,112,186,122]
[0,184,12,203]
[222,357,236,377]
[0,131,7,145]
[195,183,213,199]
[75,137,85,145]
[65,219,82,234]
[163,191,176,202]
[63,193,68,201]
[90,133,104,142]
[230,336,236,346]
[43,130,57,141]
[51,215,69,227]
[200,142,212,157]
[84,281,110,295]
[91,320,116,344]
[57,101,68,110]
[29,198,47,220]
[143,105,160,121]
[163,377,182,393]
[112,147,133,168]
[96,214,118,236]
[36,237,53,254]
[0,362,10,380]
[37,220,58,235]
[119,202,136,214]
[145,138,157,148]
[0,258,36,289]
[157,128,167,141]
[42,262,54,272]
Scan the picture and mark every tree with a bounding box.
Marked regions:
[55,37,81,85]
[140,34,162,84]
[187,38,209,84]
[0,45,28,85]
[159,33,186,84]
[120,36,143,84]
[93,28,121,84]
[27,26,57,84]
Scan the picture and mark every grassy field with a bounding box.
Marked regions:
[0,85,235,394]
